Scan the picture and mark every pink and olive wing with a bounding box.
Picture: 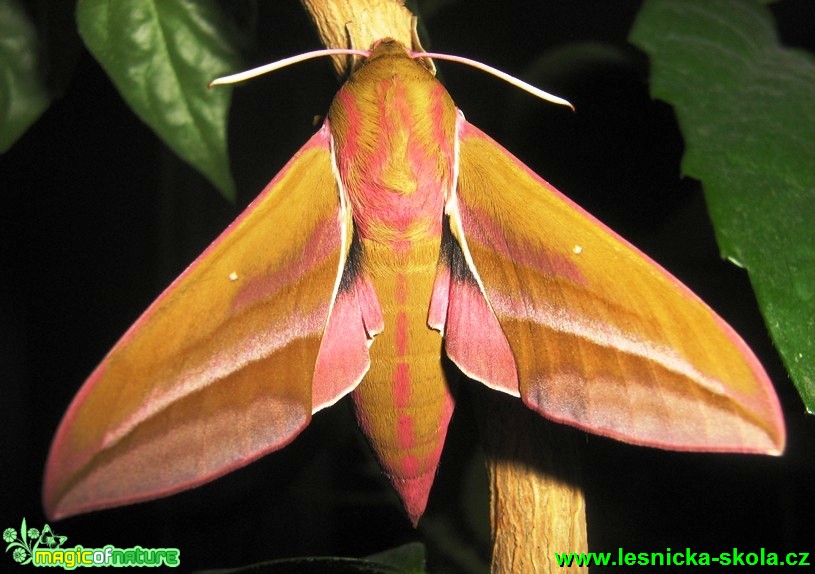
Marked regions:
[446,118,785,454]
[430,225,519,397]
[44,124,352,519]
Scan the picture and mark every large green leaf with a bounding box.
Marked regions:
[76,0,241,199]
[630,0,815,412]
[0,0,51,153]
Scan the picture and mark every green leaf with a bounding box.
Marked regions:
[76,0,242,200]
[364,542,426,573]
[630,0,815,411]
[194,544,426,574]
[0,0,51,153]
[19,518,26,544]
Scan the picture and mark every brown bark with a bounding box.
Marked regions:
[474,388,588,573]
[299,0,417,75]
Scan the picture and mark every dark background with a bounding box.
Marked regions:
[2,1,814,572]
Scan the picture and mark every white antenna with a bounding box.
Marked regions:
[412,51,574,110]
[209,49,370,87]
[210,46,574,111]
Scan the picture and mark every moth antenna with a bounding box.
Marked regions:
[209,48,371,87]
[411,51,574,110]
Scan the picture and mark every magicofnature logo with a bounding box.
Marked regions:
[4,518,180,569]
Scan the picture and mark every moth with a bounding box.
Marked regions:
[44,40,785,525]
[36,525,67,550]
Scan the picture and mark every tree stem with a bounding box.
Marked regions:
[474,388,588,573]
[299,0,416,75]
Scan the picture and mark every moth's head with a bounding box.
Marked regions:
[368,38,409,59]
[354,39,435,77]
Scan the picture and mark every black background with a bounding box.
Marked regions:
[2,1,814,572]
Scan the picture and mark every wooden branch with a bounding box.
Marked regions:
[299,0,416,75]
[474,387,588,573]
